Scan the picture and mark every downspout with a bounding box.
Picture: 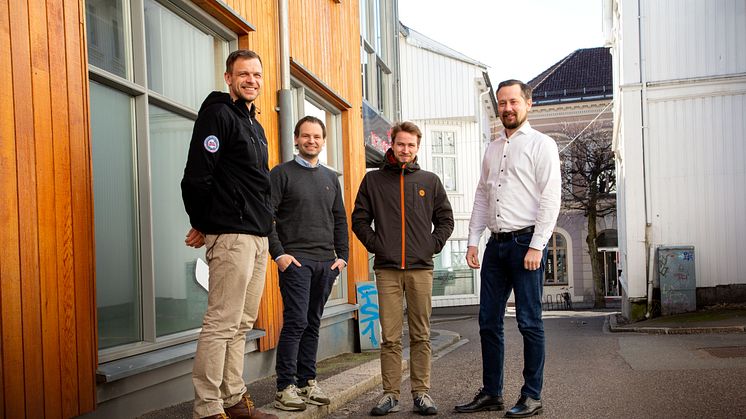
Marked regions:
[637,0,654,317]
[278,0,294,162]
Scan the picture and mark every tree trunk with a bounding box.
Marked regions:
[586,211,606,308]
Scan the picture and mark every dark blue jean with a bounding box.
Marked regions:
[479,234,546,400]
[275,258,338,390]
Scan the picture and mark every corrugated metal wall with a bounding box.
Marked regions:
[643,0,746,81]
[647,88,746,287]
[615,0,746,295]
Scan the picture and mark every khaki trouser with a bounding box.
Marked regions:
[193,234,268,418]
[375,268,433,398]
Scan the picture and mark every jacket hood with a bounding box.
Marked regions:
[198,91,257,118]
[383,148,420,173]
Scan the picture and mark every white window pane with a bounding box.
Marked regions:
[148,106,208,336]
[86,0,128,78]
[433,240,474,296]
[90,82,141,349]
[431,132,442,154]
[443,157,456,191]
[443,132,455,153]
[433,157,443,179]
[145,0,221,109]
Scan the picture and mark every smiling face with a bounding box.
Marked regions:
[294,120,326,164]
[224,57,263,104]
[497,83,532,136]
[392,131,420,164]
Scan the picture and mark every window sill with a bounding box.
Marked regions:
[96,329,266,383]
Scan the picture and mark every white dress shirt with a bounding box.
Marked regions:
[468,121,561,250]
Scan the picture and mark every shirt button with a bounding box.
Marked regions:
[503,155,506,158]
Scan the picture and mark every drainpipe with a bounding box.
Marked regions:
[278,0,294,163]
[637,0,654,317]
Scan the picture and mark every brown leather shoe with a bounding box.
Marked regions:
[224,392,278,419]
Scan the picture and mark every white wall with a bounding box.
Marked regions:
[614,0,746,301]
[399,34,487,120]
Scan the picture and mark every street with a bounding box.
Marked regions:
[328,311,746,418]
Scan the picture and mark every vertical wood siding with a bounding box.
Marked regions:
[1,0,96,417]
[1,0,365,414]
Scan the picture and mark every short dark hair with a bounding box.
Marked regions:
[391,121,422,145]
[225,49,262,74]
[497,79,533,101]
[294,115,326,138]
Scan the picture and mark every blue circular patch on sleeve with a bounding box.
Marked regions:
[203,135,220,153]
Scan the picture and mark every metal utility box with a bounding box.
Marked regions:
[657,246,696,315]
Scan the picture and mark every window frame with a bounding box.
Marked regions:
[88,0,238,363]
[544,230,571,286]
[432,239,477,298]
[359,0,394,119]
[430,129,458,192]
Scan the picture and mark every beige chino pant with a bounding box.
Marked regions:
[192,234,268,418]
[375,268,433,399]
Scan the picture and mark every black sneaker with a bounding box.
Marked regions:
[370,393,400,416]
[413,393,438,416]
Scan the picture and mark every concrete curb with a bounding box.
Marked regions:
[258,329,461,418]
[607,313,746,335]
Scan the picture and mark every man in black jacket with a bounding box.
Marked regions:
[269,116,348,411]
[352,121,454,416]
[181,49,276,419]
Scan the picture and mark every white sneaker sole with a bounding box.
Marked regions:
[273,400,306,411]
[301,396,330,406]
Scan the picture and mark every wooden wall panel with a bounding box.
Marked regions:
[29,0,63,416]
[67,0,96,411]
[0,0,96,416]
[48,0,79,417]
[1,0,25,416]
[9,0,44,416]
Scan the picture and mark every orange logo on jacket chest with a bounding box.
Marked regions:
[418,189,425,197]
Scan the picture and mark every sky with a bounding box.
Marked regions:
[397,0,606,86]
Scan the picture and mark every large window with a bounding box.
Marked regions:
[545,232,569,285]
[433,240,475,297]
[360,0,395,119]
[431,130,457,191]
[87,0,235,360]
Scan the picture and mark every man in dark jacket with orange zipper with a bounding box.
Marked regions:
[352,121,454,417]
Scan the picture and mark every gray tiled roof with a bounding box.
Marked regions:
[528,47,612,104]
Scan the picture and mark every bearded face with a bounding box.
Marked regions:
[497,84,532,132]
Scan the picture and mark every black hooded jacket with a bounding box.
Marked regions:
[352,148,454,270]
[181,91,272,236]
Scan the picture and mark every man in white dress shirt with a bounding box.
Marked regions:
[455,80,561,418]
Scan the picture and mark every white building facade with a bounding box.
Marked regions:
[398,23,497,307]
[608,0,746,320]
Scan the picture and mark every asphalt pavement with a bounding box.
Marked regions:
[139,306,746,418]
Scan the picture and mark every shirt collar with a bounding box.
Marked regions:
[498,121,533,141]
[294,154,319,168]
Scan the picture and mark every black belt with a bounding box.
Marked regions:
[491,226,535,242]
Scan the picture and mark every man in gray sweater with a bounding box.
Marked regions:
[269,116,349,411]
